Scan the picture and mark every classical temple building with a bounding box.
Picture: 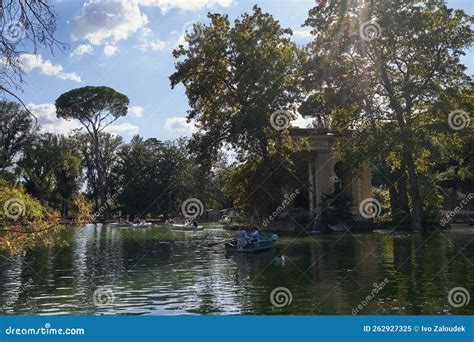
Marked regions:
[291,128,372,216]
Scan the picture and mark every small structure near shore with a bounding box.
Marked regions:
[291,128,373,219]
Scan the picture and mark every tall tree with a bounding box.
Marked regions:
[56,86,129,218]
[0,101,36,179]
[170,6,302,216]
[302,0,473,228]
[18,133,82,216]
[52,135,82,217]
[74,131,123,216]
[114,136,179,219]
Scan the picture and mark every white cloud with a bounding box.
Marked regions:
[27,103,81,135]
[71,44,93,56]
[128,106,144,117]
[137,0,233,14]
[103,44,119,56]
[164,117,197,136]
[104,122,139,135]
[20,54,83,82]
[293,30,312,40]
[135,28,166,51]
[148,40,167,50]
[71,0,232,47]
[71,0,149,45]
[175,34,187,48]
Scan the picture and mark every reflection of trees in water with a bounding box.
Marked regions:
[0,228,473,314]
[0,252,28,312]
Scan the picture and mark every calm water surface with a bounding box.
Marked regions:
[1,224,473,315]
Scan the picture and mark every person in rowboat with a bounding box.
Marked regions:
[251,226,260,243]
[236,229,250,248]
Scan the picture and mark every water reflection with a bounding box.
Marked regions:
[0,224,473,315]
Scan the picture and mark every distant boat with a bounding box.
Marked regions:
[329,224,348,232]
[109,222,133,227]
[133,222,152,227]
[109,221,152,228]
[171,224,204,231]
[225,233,278,253]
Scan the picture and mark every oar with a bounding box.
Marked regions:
[207,239,234,247]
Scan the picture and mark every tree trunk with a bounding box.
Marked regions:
[402,144,423,229]
[380,161,408,228]
[93,132,108,221]
[392,104,423,230]
[397,163,411,225]
[388,185,402,225]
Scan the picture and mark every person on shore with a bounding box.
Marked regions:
[192,219,198,228]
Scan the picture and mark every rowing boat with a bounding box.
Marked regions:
[225,239,274,253]
[109,222,152,228]
[133,222,152,227]
[171,224,204,231]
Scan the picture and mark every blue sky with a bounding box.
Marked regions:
[16,0,473,141]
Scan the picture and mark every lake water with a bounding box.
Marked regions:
[1,224,473,315]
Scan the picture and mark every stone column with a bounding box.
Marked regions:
[316,152,332,199]
[360,162,372,201]
[314,157,319,209]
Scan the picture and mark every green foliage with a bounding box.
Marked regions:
[0,101,36,179]
[74,132,123,213]
[221,156,296,216]
[302,0,473,228]
[0,180,62,254]
[372,188,392,223]
[288,207,310,224]
[419,175,444,225]
[318,182,353,229]
[72,194,92,225]
[114,136,179,219]
[170,6,302,215]
[18,133,82,216]
[55,86,129,124]
[0,180,44,224]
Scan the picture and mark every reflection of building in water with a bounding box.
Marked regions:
[291,128,372,216]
